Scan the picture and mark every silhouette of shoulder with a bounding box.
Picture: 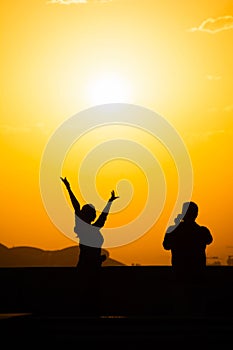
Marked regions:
[163,221,213,250]
[197,224,213,244]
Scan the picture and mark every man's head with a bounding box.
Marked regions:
[181,201,198,222]
[81,204,96,223]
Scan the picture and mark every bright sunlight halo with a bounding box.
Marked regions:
[87,72,132,105]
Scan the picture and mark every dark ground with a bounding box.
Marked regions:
[1,266,233,347]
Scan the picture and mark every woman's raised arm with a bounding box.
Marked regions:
[60,177,80,212]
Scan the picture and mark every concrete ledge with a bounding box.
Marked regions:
[1,266,233,318]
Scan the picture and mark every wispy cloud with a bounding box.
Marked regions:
[207,105,233,113]
[188,16,233,34]
[0,123,47,135]
[187,129,227,144]
[207,107,218,113]
[224,105,233,112]
[47,0,87,3]
[47,0,112,4]
[0,125,31,134]
[206,75,222,81]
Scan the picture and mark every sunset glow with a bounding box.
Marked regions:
[1,0,233,266]
[86,72,132,104]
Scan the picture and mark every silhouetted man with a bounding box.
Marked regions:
[163,201,213,283]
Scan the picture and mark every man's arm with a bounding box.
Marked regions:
[94,190,119,228]
[60,177,80,212]
[162,231,174,250]
[202,226,213,245]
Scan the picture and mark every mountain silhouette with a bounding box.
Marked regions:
[0,243,125,267]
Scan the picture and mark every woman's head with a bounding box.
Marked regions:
[81,204,96,223]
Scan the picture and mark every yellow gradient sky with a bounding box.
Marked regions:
[1,0,233,265]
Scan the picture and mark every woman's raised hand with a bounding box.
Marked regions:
[60,176,70,188]
[109,190,119,202]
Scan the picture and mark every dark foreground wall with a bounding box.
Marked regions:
[1,266,233,318]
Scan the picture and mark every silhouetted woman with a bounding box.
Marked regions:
[60,176,119,270]
[60,176,119,315]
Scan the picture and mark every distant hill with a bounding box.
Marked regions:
[0,243,126,267]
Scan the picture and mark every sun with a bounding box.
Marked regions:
[87,72,132,105]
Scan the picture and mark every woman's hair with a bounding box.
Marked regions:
[80,204,96,222]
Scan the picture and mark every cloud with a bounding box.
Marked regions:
[206,75,222,81]
[0,125,31,134]
[188,16,233,34]
[187,129,227,144]
[207,107,218,113]
[224,105,233,112]
[0,123,47,135]
[205,105,233,113]
[47,0,112,4]
[47,0,87,3]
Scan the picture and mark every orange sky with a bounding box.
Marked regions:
[1,0,233,266]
